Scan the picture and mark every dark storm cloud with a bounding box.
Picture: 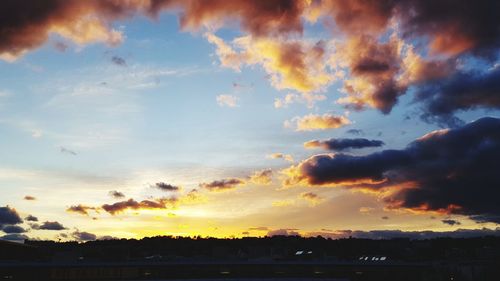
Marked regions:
[319,0,500,57]
[286,117,500,223]
[153,182,180,192]
[442,219,461,226]
[395,0,500,57]
[287,150,410,185]
[0,206,23,226]
[1,225,26,233]
[101,198,176,215]
[111,56,126,66]
[25,215,38,222]
[304,138,385,151]
[35,221,66,230]
[72,231,97,242]
[199,178,245,191]
[108,190,125,199]
[417,67,500,127]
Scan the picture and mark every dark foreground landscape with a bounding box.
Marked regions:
[1,235,499,281]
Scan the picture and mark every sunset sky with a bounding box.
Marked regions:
[1,0,500,242]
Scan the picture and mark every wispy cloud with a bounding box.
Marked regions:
[267,153,294,163]
[216,94,239,107]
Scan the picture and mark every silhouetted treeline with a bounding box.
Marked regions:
[5,235,499,262]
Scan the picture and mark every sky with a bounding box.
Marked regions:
[1,0,500,242]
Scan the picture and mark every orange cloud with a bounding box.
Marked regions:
[154,0,307,36]
[0,0,140,61]
[285,114,350,131]
[305,0,394,35]
[248,169,273,185]
[206,33,334,94]
[267,153,294,163]
[299,192,323,206]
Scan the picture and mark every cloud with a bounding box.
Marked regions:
[272,199,295,207]
[283,145,411,187]
[304,138,385,151]
[178,189,206,205]
[395,0,500,57]
[0,0,128,61]
[1,225,27,234]
[417,67,500,127]
[248,169,273,185]
[72,230,97,242]
[199,170,273,191]
[60,146,77,155]
[274,92,327,109]
[206,32,334,95]
[299,192,323,206]
[310,0,500,58]
[346,129,364,136]
[70,191,201,217]
[111,56,127,66]
[108,190,125,199]
[0,0,309,62]
[153,182,180,192]
[23,195,36,201]
[248,226,269,231]
[66,204,98,216]
[35,221,66,230]
[332,34,452,115]
[331,35,406,113]
[267,228,300,237]
[267,153,294,163]
[199,178,245,192]
[216,94,239,107]
[2,0,497,126]
[284,117,500,223]
[312,0,496,118]
[53,41,69,52]
[25,215,38,222]
[163,1,307,36]
[0,206,23,226]
[285,114,351,131]
[442,219,461,226]
[101,198,176,215]
[306,0,395,36]
[359,207,375,214]
[0,233,29,242]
